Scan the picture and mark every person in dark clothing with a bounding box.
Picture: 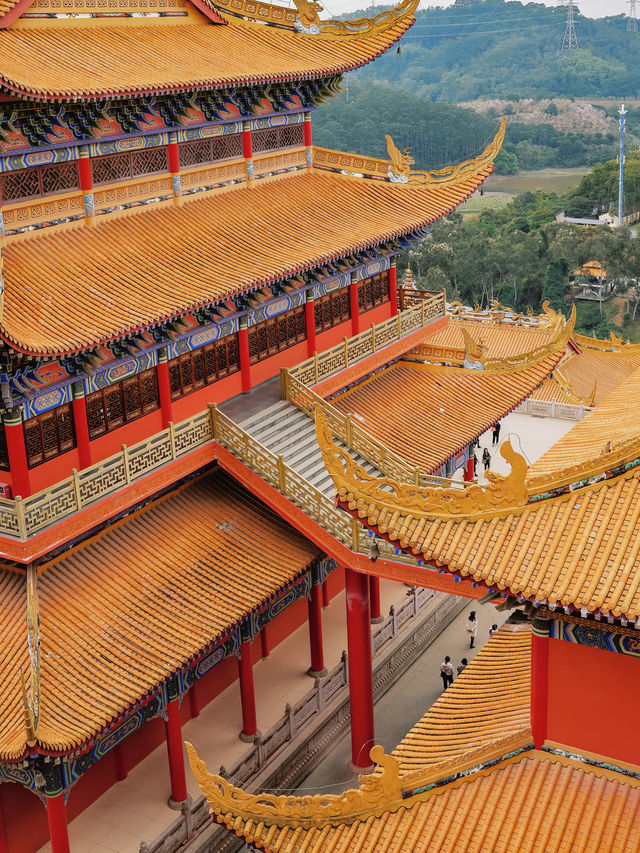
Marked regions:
[457,658,468,676]
[482,447,491,471]
[440,656,454,690]
[472,453,478,476]
[492,421,501,445]
[466,611,478,649]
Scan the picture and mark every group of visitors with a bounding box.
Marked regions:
[471,421,501,476]
[439,614,500,690]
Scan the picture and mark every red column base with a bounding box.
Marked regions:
[46,794,70,853]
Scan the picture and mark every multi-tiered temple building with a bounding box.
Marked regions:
[0,0,517,850]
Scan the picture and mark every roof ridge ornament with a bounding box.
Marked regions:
[386,135,415,183]
[186,741,404,828]
[314,405,529,522]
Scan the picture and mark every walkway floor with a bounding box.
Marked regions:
[37,410,576,852]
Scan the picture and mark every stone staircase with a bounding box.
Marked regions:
[237,400,382,497]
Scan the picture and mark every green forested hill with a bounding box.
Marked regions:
[346,0,640,101]
[312,83,617,174]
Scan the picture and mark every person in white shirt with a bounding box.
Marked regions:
[466,611,478,649]
[440,656,454,690]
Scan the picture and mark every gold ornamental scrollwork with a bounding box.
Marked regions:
[315,406,529,522]
[186,742,403,828]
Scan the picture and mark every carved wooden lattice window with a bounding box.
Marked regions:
[168,335,240,400]
[1,162,79,204]
[358,271,391,314]
[247,306,306,364]
[314,289,351,333]
[86,368,159,439]
[24,404,76,468]
[178,134,243,169]
[92,146,168,186]
[251,124,304,154]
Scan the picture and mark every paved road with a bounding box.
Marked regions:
[296,598,509,795]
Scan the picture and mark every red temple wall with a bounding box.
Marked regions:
[323,564,345,604]
[248,340,308,388]
[360,301,394,330]
[170,371,243,423]
[546,637,640,766]
[314,318,354,353]
[0,782,47,853]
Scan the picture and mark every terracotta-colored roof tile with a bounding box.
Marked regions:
[425,319,556,360]
[0,471,320,759]
[4,166,492,355]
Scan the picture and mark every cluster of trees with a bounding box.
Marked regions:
[564,151,640,218]
[399,191,640,338]
[346,0,640,101]
[312,83,617,175]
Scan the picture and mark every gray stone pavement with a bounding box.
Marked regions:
[296,599,509,795]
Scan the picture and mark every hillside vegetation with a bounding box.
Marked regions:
[349,0,640,101]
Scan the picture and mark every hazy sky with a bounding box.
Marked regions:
[321,0,631,19]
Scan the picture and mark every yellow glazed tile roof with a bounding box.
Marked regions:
[316,404,640,619]
[0,4,415,99]
[423,319,556,360]
[0,471,320,759]
[3,164,494,355]
[530,342,640,407]
[330,352,563,473]
[529,365,640,488]
[206,753,640,853]
[393,623,531,775]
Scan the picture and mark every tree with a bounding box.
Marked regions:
[541,260,568,312]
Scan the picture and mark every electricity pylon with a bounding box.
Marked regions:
[561,0,579,50]
[628,0,638,32]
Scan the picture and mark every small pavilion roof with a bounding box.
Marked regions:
[3,136,501,355]
[0,470,320,760]
[530,334,640,408]
[0,0,416,99]
[188,625,640,853]
[328,309,573,473]
[421,315,557,360]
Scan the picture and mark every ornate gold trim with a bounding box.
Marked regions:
[315,406,529,522]
[186,742,403,828]
[210,0,418,38]
[407,117,506,188]
[573,331,640,353]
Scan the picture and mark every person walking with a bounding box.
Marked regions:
[440,656,454,690]
[482,447,491,471]
[494,420,501,443]
[472,452,478,477]
[457,658,468,675]
[466,611,478,649]
[489,623,499,639]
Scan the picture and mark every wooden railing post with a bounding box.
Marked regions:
[371,323,376,353]
[280,367,289,401]
[313,352,319,385]
[208,402,218,439]
[345,415,353,449]
[397,311,402,337]
[15,496,27,540]
[413,469,421,486]
[168,421,176,460]
[71,468,82,510]
[352,519,360,552]
[277,454,286,493]
[421,299,425,326]
[121,444,130,485]
[343,337,348,367]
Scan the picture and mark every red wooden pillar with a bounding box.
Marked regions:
[238,318,252,393]
[369,576,383,624]
[237,640,259,742]
[46,794,70,853]
[464,451,475,482]
[164,698,188,805]
[77,145,94,219]
[303,112,313,147]
[114,743,127,781]
[0,789,8,853]
[531,617,550,749]
[345,566,374,769]
[167,130,181,198]
[261,623,271,658]
[322,580,330,608]
[242,121,254,180]
[389,259,398,316]
[305,292,317,358]
[189,681,200,719]
[4,409,31,498]
[72,382,92,469]
[350,273,360,337]
[307,582,327,677]
[157,348,173,428]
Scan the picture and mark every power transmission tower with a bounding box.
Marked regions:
[628,0,638,32]
[561,0,578,50]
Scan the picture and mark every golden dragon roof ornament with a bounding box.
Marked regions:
[315,406,529,523]
[210,0,419,38]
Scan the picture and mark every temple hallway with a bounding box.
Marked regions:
[36,578,409,853]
